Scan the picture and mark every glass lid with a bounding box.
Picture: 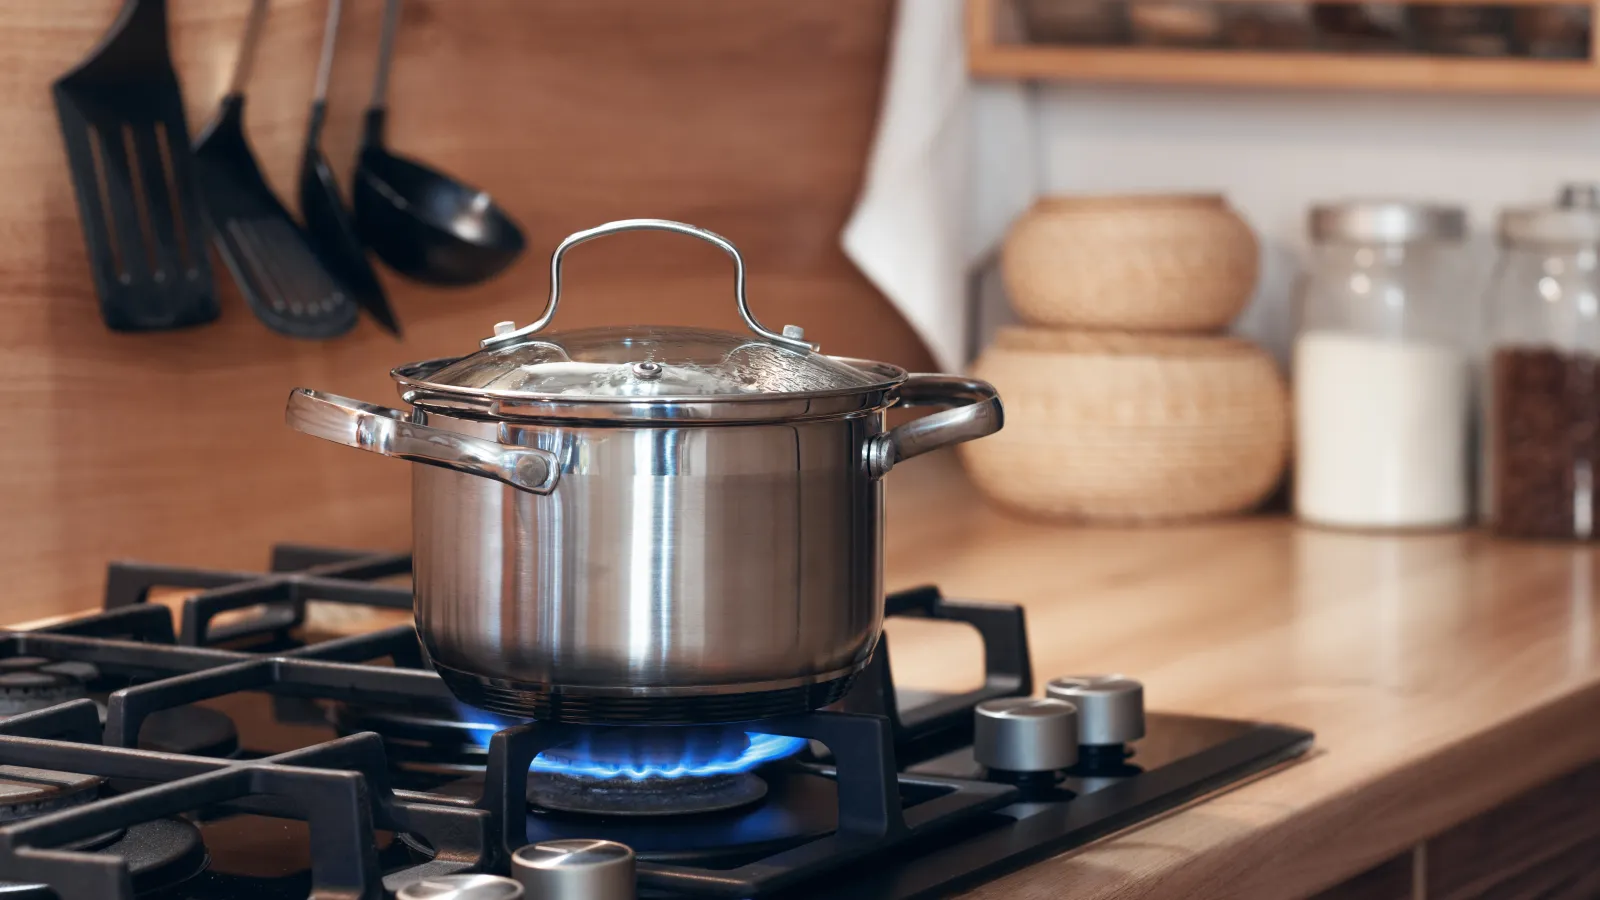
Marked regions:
[405,219,898,403]
[421,325,891,399]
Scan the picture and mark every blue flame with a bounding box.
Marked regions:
[449,703,806,781]
[530,732,806,781]
[452,706,522,749]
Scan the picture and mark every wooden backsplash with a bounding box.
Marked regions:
[0,0,923,620]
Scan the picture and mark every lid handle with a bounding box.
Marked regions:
[480,219,817,353]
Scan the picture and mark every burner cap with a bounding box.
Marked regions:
[528,771,768,817]
[137,706,240,758]
[0,658,93,716]
[0,766,103,823]
[116,818,208,895]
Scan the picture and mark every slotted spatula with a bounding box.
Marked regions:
[193,0,359,340]
[52,0,219,332]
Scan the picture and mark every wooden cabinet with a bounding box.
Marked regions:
[969,0,1600,93]
[1311,854,1414,900]
[1312,761,1600,898]
[1426,762,1600,899]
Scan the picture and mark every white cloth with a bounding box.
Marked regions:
[842,0,1037,371]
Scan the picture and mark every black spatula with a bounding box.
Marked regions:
[52,0,219,332]
[299,0,400,336]
[193,0,359,340]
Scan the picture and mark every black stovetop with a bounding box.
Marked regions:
[0,545,1312,900]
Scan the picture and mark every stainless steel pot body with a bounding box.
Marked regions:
[410,406,887,722]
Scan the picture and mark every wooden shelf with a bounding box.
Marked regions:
[968,0,1600,93]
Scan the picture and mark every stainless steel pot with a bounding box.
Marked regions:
[286,219,1002,724]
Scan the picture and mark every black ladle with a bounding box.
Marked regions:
[352,0,525,286]
[299,0,399,335]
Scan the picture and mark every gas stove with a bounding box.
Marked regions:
[0,545,1312,899]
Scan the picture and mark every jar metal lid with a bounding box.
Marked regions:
[1498,206,1600,247]
[1559,182,1600,210]
[1309,200,1467,244]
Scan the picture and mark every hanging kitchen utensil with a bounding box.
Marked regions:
[299,0,400,337]
[286,219,1004,724]
[352,0,525,286]
[193,0,360,340]
[52,0,219,332]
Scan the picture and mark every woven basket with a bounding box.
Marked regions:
[958,327,1289,523]
[1001,194,1259,332]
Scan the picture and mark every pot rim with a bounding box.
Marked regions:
[392,356,910,423]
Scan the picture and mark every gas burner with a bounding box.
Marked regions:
[530,727,803,780]
[529,770,767,817]
[524,727,803,817]
[0,820,205,898]
[0,659,93,716]
[0,767,204,893]
[0,767,102,824]
[516,762,1017,869]
[524,727,804,817]
[521,768,850,864]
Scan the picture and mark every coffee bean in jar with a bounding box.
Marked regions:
[1485,194,1600,540]
[1489,347,1600,539]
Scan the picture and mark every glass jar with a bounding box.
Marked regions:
[1483,190,1600,540]
[1293,201,1473,530]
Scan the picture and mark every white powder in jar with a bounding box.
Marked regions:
[1293,331,1471,529]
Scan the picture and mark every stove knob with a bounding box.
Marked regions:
[513,839,636,900]
[973,697,1079,772]
[397,874,524,900]
[1046,675,1145,745]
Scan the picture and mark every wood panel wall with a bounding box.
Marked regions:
[0,0,924,621]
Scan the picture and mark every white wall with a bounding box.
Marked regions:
[1017,84,1600,360]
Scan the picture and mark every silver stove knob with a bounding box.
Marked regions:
[397,874,524,900]
[1046,675,1145,745]
[973,697,1079,772]
[513,839,636,900]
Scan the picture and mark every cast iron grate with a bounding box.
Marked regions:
[0,546,1035,898]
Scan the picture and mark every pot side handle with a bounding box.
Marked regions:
[285,388,560,495]
[865,375,1003,479]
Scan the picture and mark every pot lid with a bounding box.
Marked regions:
[396,219,902,411]
[418,325,891,399]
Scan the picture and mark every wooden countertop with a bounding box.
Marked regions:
[881,454,1600,899]
[20,451,1600,898]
